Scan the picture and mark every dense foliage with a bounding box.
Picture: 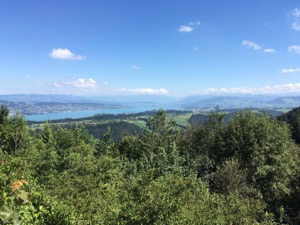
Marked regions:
[1,105,300,224]
[278,107,300,144]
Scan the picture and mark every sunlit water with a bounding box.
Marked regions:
[25,106,170,121]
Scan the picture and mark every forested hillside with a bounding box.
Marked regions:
[1,105,300,224]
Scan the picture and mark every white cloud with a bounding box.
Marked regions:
[241,41,276,53]
[193,83,300,95]
[292,21,300,31]
[178,25,193,32]
[54,78,97,88]
[288,45,300,54]
[117,88,169,95]
[49,48,86,60]
[53,82,63,88]
[74,78,97,87]
[264,48,276,53]
[188,21,200,26]
[291,8,300,18]
[290,8,300,31]
[178,21,200,33]
[280,68,300,73]
[131,65,141,70]
[241,40,261,50]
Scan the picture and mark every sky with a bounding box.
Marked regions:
[1,0,300,97]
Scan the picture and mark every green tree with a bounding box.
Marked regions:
[0,104,9,125]
[183,112,225,178]
[40,122,56,148]
[212,111,299,221]
[45,153,124,224]
[0,150,75,224]
[0,114,29,155]
[120,173,273,224]
[185,110,299,222]
[277,106,300,144]
[136,110,183,176]
[95,127,116,156]
[211,157,251,196]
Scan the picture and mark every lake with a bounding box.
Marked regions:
[25,106,169,121]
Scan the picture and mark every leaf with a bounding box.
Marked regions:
[16,190,30,204]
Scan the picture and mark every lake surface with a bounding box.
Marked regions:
[25,106,168,121]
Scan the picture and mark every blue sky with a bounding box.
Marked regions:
[1,0,300,97]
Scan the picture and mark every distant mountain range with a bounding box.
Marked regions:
[1,94,300,110]
[0,94,99,103]
[0,94,176,105]
[176,95,300,109]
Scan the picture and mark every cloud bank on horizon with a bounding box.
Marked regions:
[117,88,169,95]
[193,84,300,95]
[54,78,97,88]
[52,78,169,96]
